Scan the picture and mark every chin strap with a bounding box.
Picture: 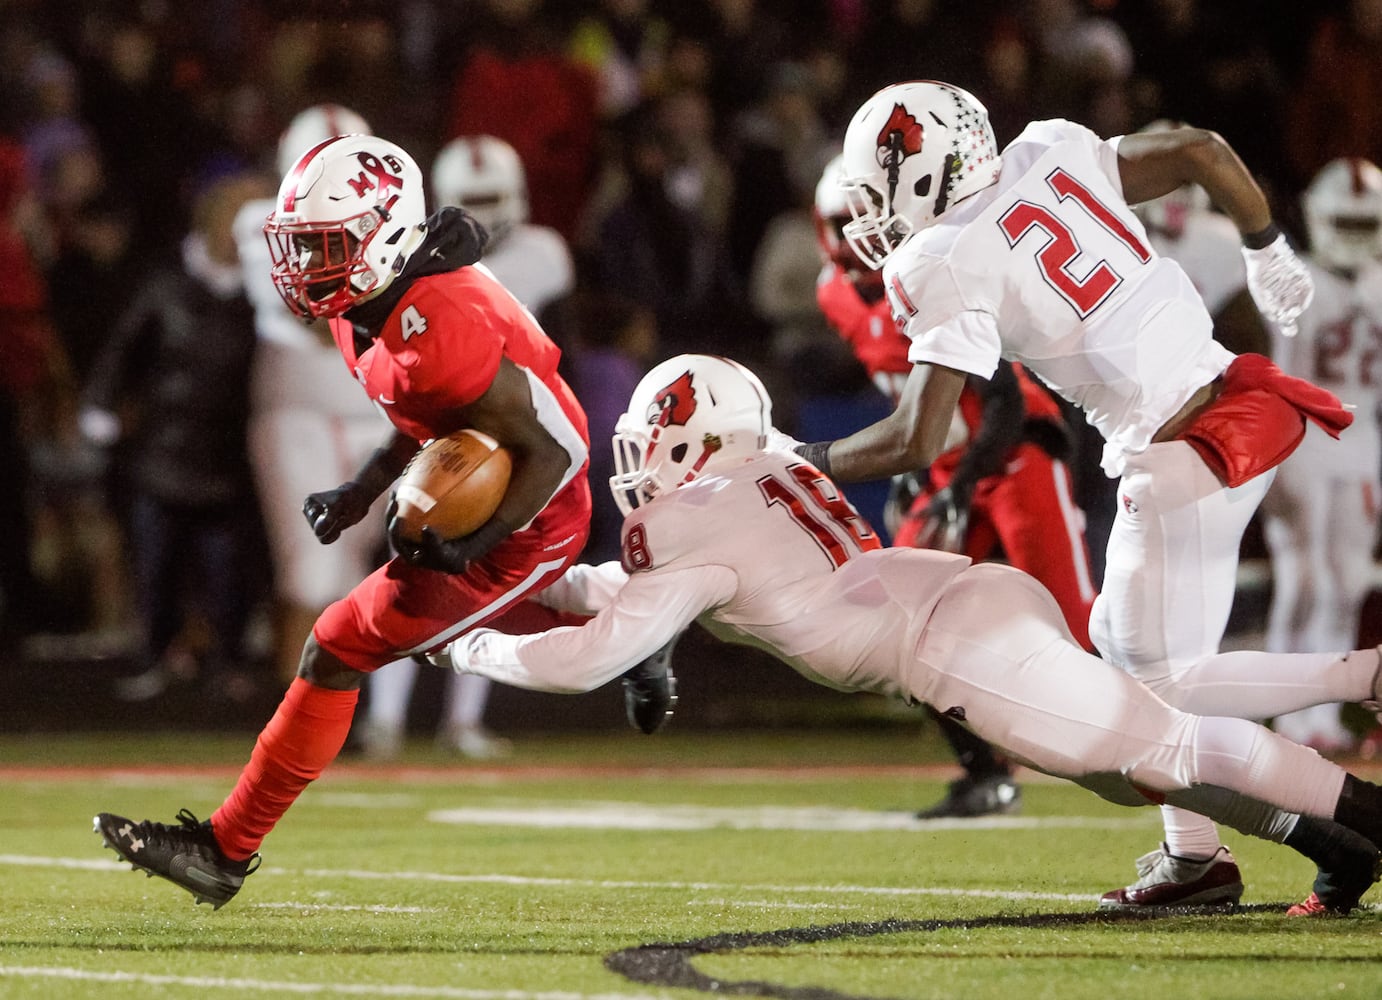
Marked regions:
[933,152,961,218]
[882,130,907,215]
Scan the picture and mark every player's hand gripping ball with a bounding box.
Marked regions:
[390,429,512,543]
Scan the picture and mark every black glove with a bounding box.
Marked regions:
[883,470,928,538]
[913,485,971,554]
[303,439,416,545]
[621,634,680,735]
[389,506,513,574]
[303,482,374,544]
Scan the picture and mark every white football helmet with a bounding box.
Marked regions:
[431,135,529,244]
[838,80,1001,269]
[1303,157,1382,273]
[610,354,772,515]
[265,134,427,319]
[275,103,372,179]
[1130,120,1211,240]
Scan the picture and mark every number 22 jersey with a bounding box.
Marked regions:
[882,119,1234,477]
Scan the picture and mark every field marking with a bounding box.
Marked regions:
[426,801,1156,832]
[2,853,1099,903]
[0,966,661,999]
[250,902,438,914]
[0,762,1043,783]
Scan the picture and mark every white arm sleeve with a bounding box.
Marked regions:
[533,561,630,614]
[449,564,736,692]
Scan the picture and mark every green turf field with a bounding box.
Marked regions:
[2,728,1380,999]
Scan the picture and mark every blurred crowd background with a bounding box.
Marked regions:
[1,0,1379,725]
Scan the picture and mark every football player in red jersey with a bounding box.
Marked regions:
[814,155,1098,818]
[93,135,605,908]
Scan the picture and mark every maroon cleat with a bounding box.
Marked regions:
[1098,844,1243,910]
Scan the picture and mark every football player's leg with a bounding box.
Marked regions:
[211,533,584,861]
[921,565,1381,830]
[990,448,1097,651]
[1260,465,1311,655]
[1089,445,1270,874]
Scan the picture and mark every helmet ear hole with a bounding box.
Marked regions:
[914,175,931,198]
[670,443,688,462]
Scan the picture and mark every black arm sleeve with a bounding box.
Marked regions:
[949,361,1024,496]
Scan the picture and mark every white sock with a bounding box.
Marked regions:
[1159,804,1223,860]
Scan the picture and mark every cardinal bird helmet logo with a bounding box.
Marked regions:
[648,371,698,429]
[876,103,925,169]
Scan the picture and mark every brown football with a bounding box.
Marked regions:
[392,429,512,542]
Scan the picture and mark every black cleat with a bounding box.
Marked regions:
[916,773,1022,819]
[621,636,679,734]
[94,809,260,909]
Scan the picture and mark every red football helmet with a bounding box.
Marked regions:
[265,134,427,319]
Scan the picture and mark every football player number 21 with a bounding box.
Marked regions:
[993,168,1151,318]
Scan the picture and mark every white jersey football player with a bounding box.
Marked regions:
[232,104,405,688]
[433,353,1382,915]
[365,134,577,760]
[789,81,1366,914]
[1264,158,1382,754]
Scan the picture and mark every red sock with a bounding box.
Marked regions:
[211,677,359,859]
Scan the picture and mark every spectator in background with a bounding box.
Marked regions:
[80,172,271,708]
[442,0,599,241]
[72,13,212,249]
[978,13,1041,147]
[567,0,671,120]
[1114,0,1222,129]
[1286,0,1382,191]
[364,133,578,761]
[848,0,987,102]
[593,98,750,360]
[724,60,834,287]
[748,155,834,374]
[0,137,74,645]
[662,0,802,129]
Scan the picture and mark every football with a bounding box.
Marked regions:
[391,429,512,542]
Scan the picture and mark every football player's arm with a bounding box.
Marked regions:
[534,561,630,615]
[397,356,585,570]
[796,362,968,483]
[304,429,419,544]
[440,565,733,692]
[465,354,582,532]
[949,363,1024,497]
[1115,128,1272,237]
[1117,127,1312,334]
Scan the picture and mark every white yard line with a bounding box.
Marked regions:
[0,967,662,999]
[0,853,1100,904]
[425,802,1156,833]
